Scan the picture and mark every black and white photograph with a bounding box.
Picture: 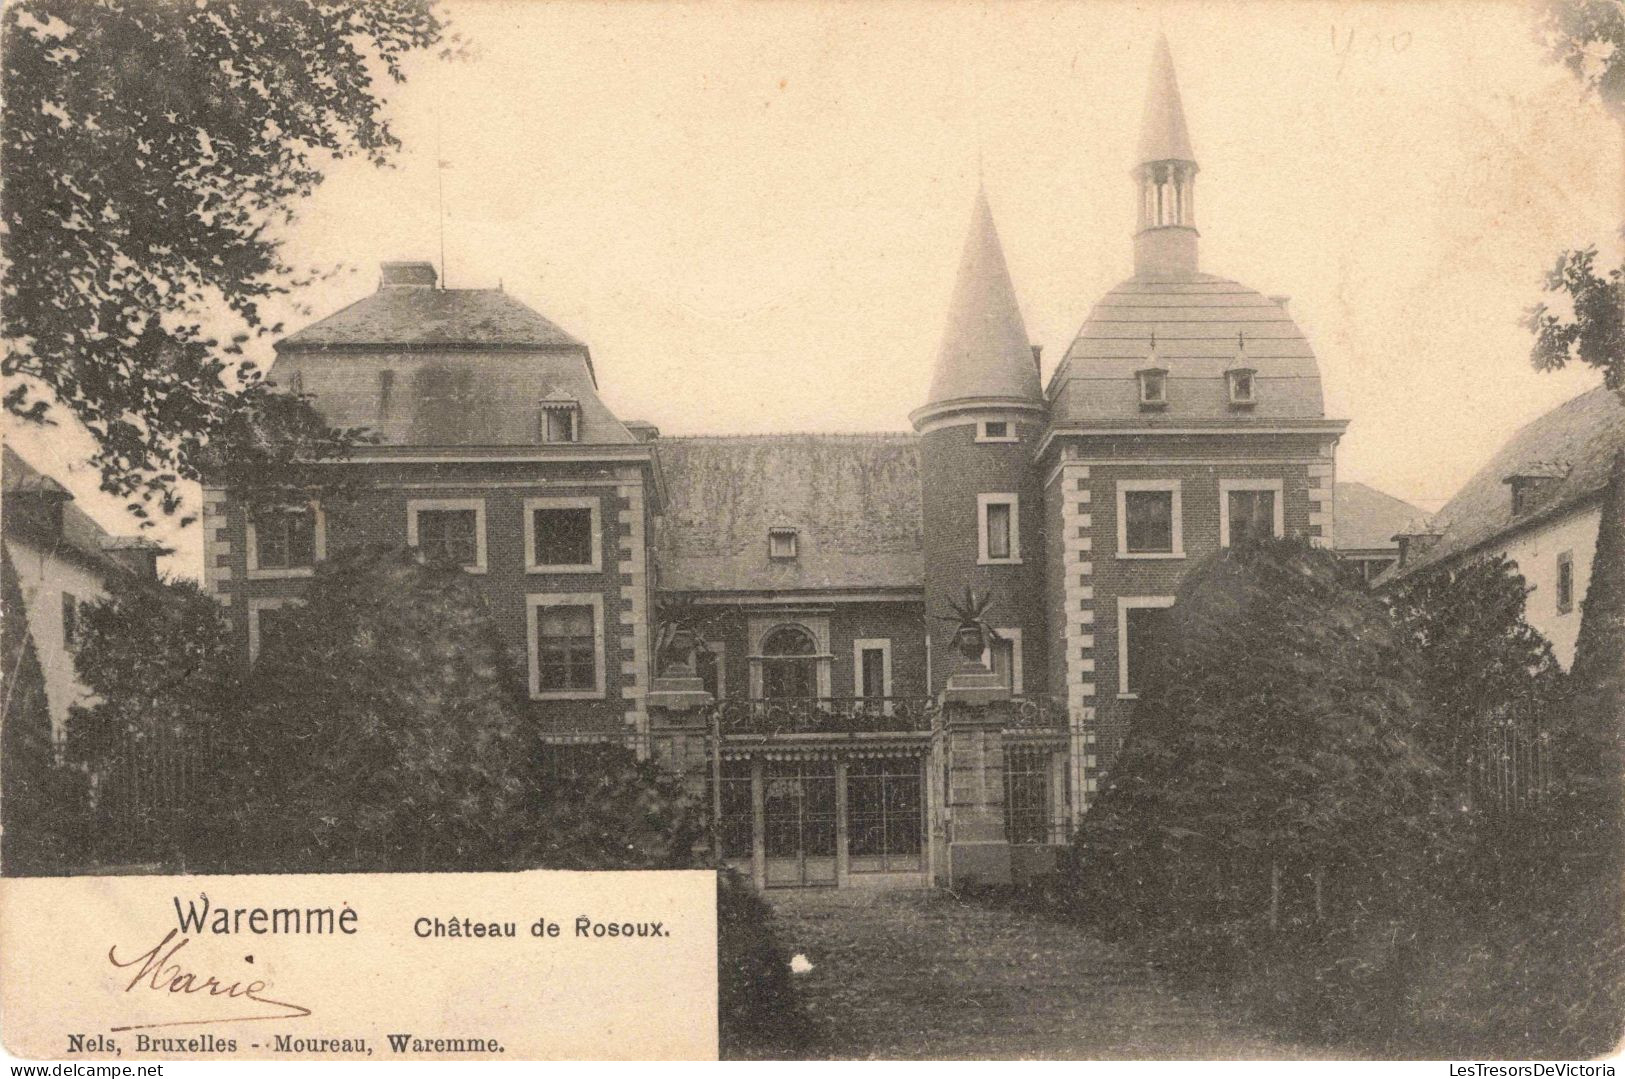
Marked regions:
[1,0,1622,1065]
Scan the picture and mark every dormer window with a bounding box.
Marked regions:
[1137,368,1168,410]
[768,528,798,560]
[1504,463,1569,517]
[540,399,580,443]
[1227,368,1256,407]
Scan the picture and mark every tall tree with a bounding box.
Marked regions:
[232,546,528,873]
[1,0,448,523]
[1546,450,1625,863]
[1386,555,1564,807]
[1525,0,1625,392]
[1070,539,1443,936]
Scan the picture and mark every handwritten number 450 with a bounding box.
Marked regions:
[1331,25,1414,75]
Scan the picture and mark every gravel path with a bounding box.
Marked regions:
[765,887,1340,1060]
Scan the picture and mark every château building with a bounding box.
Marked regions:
[204,36,1347,888]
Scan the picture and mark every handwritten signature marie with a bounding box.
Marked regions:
[107,930,311,1032]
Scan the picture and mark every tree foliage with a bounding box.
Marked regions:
[1070,539,1444,936]
[1537,0,1625,110]
[514,743,703,871]
[232,546,528,873]
[67,572,240,867]
[1526,1,1625,392]
[1545,450,1625,863]
[1,0,447,521]
[1526,247,1625,393]
[1386,554,1564,799]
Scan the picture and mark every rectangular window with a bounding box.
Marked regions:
[978,494,1020,563]
[252,507,318,572]
[1004,748,1052,845]
[411,504,484,570]
[248,599,303,663]
[976,419,1017,442]
[1557,551,1575,614]
[986,503,1012,559]
[526,498,599,572]
[1220,480,1285,547]
[1124,490,1173,553]
[1119,598,1175,697]
[1117,480,1182,558]
[1226,489,1276,544]
[768,528,798,559]
[860,648,886,698]
[536,605,597,691]
[61,593,78,647]
[527,593,605,699]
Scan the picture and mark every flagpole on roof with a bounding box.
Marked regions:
[436,107,448,289]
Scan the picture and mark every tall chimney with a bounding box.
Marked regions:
[379,261,438,289]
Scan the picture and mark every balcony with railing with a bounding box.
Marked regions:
[708,694,1067,737]
[711,697,936,736]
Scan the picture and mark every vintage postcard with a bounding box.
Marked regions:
[1,0,1622,1066]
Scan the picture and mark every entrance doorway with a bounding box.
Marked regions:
[764,760,838,887]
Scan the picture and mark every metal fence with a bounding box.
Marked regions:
[1473,697,1551,819]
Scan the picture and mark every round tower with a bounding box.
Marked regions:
[909,187,1047,696]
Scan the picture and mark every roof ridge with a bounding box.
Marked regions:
[662,431,918,443]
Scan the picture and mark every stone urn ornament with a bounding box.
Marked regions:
[654,595,711,678]
[938,586,1003,667]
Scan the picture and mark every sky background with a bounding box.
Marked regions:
[9,0,1622,578]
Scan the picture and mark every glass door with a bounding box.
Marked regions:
[763,760,837,887]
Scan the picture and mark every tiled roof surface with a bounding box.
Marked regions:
[1333,481,1424,552]
[276,287,585,352]
[1048,274,1328,423]
[2,444,128,570]
[1140,33,1196,164]
[271,350,637,446]
[1382,386,1625,582]
[919,189,1042,413]
[658,434,923,593]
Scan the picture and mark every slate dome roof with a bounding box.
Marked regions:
[1047,273,1330,424]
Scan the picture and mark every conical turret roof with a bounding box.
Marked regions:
[1139,33,1196,165]
[918,188,1041,416]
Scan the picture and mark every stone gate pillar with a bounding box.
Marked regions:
[941,660,1012,887]
[645,670,714,805]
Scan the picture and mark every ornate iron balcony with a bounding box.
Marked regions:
[712,697,936,735]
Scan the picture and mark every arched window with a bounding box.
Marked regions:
[761,625,818,700]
